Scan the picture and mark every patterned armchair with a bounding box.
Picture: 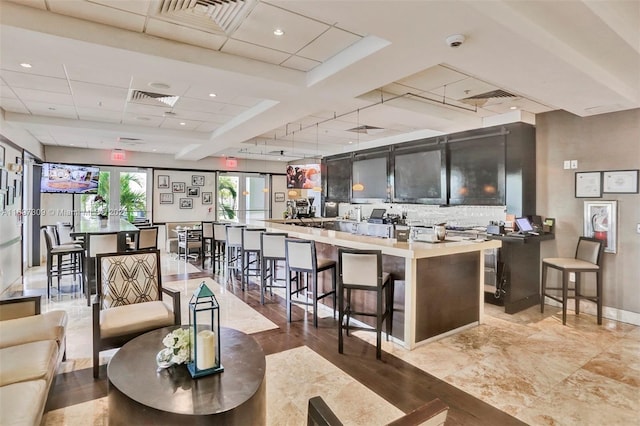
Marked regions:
[92,250,181,378]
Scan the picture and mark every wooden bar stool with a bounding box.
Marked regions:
[285,238,336,328]
[338,248,393,359]
[541,237,604,325]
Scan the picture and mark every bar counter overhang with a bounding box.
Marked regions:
[258,220,502,349]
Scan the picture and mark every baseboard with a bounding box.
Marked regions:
[545,299,640,326]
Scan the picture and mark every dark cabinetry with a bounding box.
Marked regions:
[392,144,446,204]
[351,149,389,202]
[325,155,351,202]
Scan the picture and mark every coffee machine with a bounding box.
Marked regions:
[286,197,316,218]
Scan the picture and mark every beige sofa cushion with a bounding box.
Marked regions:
[0,340,58,386]
[100,300,175,339]
[0,380,48,426]
[0,310,67,349]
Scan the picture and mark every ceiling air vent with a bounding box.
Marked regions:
[156,0,257,36]
[129,90,179,108]
[460,89,517,107]
[347,125,385,135]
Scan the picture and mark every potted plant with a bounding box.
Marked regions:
[93,195,109,226]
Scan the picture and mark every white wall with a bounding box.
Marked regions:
[153,170,217,223]
[0,141,24,291]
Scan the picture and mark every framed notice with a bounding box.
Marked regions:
[274,192,285,202]
[159,193,173,204]
[172,182,185,193]
[603,170,638,194]
[202,192,212,204]
[192,175,205,186]
[575,171,601,198]
[157,175,170,189]
[179,198,193,209]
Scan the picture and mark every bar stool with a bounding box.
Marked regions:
[541,237,604,325]
[259,232,288,305]
[42,226,84,300]
[85,232,119,306]
[136,226,158,250]
[225,225,245,283]
[285,238,336,328]
[241,227,266,290]
[201,222,214,269]
[338,248,393,359]
[212,222,228,273]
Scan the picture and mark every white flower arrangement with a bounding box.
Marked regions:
[161,328,191,365]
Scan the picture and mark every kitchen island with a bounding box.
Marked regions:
[258,220,501,349]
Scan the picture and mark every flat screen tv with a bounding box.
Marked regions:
[286,164,321,189]
[40,163,100,194]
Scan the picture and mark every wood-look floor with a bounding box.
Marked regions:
[46,265,525,426]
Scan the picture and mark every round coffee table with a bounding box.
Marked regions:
[107,326,266,425]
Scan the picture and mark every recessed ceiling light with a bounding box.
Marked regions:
[152,149,157,152]
[20,63,32,68]
[209,93,217,97]
[348,141,353,144]
[510,106,518,110]
[149,82,171,90]
[179,122,186,126]
[273,28,284,36]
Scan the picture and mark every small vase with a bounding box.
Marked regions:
[99,217,108,228]
[156,348,175,369]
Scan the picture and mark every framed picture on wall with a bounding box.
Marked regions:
[575,171,601,198]
[172,182,185,193]
[159,193,173,204]
[179,198,193,209]
[157,175,170,189]
[0,169,7,190]
[192,175,205,186]
[274,192,285,202]
[583,200,617,254]
[202,192,212,204]
[187,186,200,197]
[602,169,639,194]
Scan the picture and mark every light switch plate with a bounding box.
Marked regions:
[563,160,571,170]
[570,160,578,169]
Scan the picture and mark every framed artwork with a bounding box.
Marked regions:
[584,200,617,254]
[274,192,285,202]
[14,179,21,198]
[172,182,185,193]
[603,170,638,194]
[187,186,200,197]
[575,171,601,198]
[179,198,193,209]
[192,175,205,186]
[0,169,7,190]
[202,192,212,204]
[0,146,4,168]
[157,175,170,189]
[159,193,173,204]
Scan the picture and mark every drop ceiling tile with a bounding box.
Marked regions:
[219,103,249,115]
[123,102,169,116]
[121,115,164,127]
[427,76,499,101]
[23,102,77,118]
[89,0,152,15]
[0,71,70,94]
[13,87,74,105]
[12,0,47,10]
[48,0,147,32]
[281,55,320,72]
[222,39,290,65]
[145,18,227,51]
[175,97,225,114]
[71,81,129,110]
[195,122,220,132]
[0,85,17,99]
[232,2,328,54]
[297,27,361,62]
[230,95,263,107]
[167,109,220,122]
[396,65,467,93]
[160,117,203,130]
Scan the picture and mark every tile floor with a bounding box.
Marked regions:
[16,255,640,425]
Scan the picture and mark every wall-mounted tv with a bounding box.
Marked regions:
[286,164,321,189]
[40,163,100,194]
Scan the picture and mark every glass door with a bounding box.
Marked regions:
[218,173,269,222]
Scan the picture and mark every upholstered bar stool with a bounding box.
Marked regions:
[212,222,228,273]
[136,226,158,250]
[85,233,119,306]
[241,227,266,290]
[259,232,288,305]
[201,222,214,269]
[541,237,604,325]
[225,225,246,281]
[284,238,336,328]
[42,227,84,300]
[338,248,393,359]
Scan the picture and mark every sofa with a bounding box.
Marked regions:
[0,296,67,426]
[165,222,201,254]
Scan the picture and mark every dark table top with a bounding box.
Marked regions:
[107,326,266,416]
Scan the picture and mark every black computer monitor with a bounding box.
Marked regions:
[515,217,534,233]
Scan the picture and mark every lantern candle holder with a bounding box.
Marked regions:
[187,282,223,378]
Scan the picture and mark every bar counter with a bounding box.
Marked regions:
[258,220,502,349]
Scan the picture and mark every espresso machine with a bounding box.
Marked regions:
[286,197,316,218]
